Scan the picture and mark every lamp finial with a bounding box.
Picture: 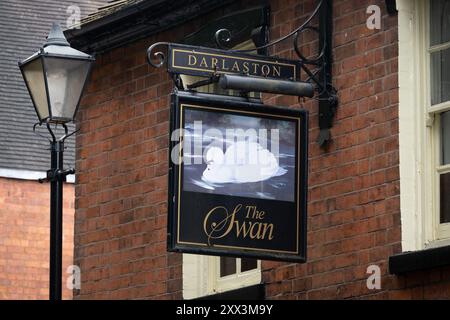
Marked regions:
[44,23,70,47]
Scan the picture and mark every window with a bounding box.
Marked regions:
[398,0,450,251]
[183,254,261,299]
[429,0,450,239]
[213,257,260,293]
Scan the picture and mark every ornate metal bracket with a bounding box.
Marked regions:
[147,0,337,147]
[33,121,77,183]
[146,41,170,68]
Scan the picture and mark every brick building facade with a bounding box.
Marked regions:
[0,178,74,299]
[67,0,450,299]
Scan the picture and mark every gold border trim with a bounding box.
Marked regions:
[176,102,302,255]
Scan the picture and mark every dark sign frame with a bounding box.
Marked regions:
[167,43,301,81]
[168,91,308,262]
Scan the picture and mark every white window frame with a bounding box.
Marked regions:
[212,257,261,293]
[182,254,261,299]
[398,0,450,251]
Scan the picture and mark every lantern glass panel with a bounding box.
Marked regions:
[21,58,49,121]
[44,57,91,121]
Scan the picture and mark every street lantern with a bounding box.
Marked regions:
[18,23,94,301]
[18,23,94,124]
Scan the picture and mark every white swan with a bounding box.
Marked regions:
[202,141,286,184]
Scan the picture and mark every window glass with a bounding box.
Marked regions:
[431,48,450,105]
[440,111,450,164]
[430,0,450,46]
[440,172,450,223]
[220,257,236,277]
[240,258,258,272]
[219,257,258,277]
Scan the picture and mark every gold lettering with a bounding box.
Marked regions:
[211,58,218,70]
[235,220,251,238]
[203,205,238,244]
[242,62,250,74]
[261,64,270,76]
[258,211,265,219]
[272,65,281,77]
[202,204,274,244]
[249,223,262,239]
[199,57,208,68]
[221,59,229,71]
[252,63,260,74]
[188,55,197,66]
[245,206,256,219]
[231,61,240,72]
[261,223,274,240]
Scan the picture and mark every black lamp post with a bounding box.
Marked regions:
[18,23,94,300]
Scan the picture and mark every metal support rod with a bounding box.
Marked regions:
[49,140,64,300]
[219,74,315,97]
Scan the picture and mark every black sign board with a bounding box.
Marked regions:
[168,92,308,262]
[167,43,301,81]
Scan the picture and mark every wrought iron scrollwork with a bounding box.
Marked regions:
[214,29,232,49]
[146,42,170,68]
[32,121,78,183]
[218,0,337,146]
[224,0,323,55]
[32,120,78,144]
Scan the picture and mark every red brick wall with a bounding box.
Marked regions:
[263,0,400,299]
[74,32,179,300]
[73,0,450,299]
[0,177,74,299]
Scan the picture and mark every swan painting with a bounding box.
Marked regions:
[182,108,296,202]
[202,141,287,184]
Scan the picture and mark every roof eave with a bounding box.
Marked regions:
[65,0,165,40]
[65,0,236,54]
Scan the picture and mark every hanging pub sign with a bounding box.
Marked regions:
[167,43,301,81]
[168,91,308,262]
